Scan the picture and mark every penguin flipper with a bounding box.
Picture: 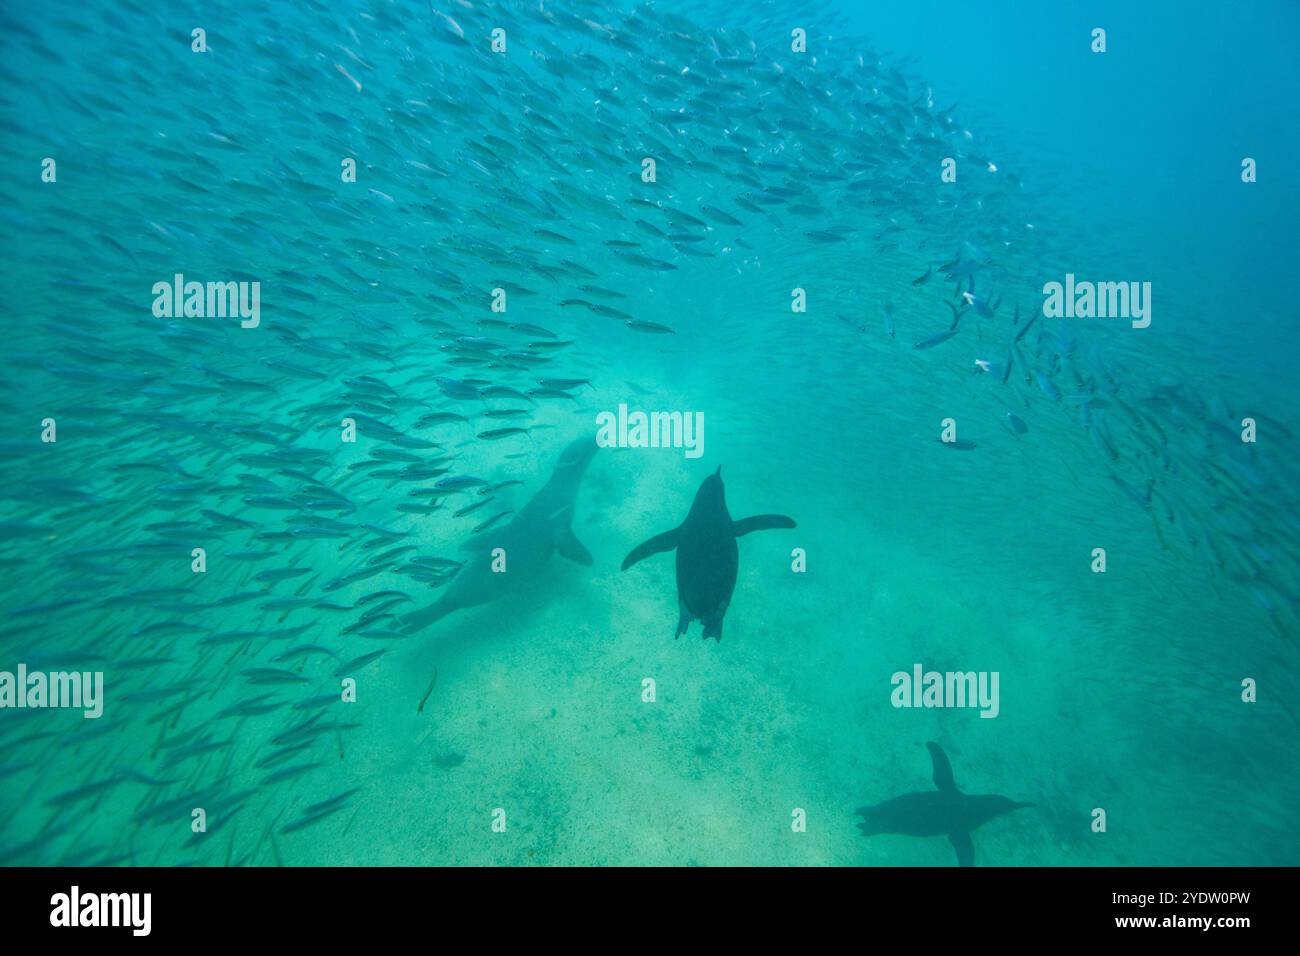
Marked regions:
[732,514,796,537]
[622,527,679,570]
[556,528,593,565]
[400,596,458,635]
[926,741,958,792]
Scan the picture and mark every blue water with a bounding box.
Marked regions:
[0,0,1296,867]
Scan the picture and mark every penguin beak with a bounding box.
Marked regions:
[715,465,722,477]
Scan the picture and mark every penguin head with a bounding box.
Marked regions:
[978,795,1036,821]
[556,434,599,474]
[690,465,727,515]
[704,465,724,493]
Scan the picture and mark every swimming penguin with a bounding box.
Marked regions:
[621,466,795,640]
[856,741,1035,866]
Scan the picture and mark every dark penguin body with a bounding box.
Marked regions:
[621,467,794,640]
[856,742,1034,866]
[399,435,597,635]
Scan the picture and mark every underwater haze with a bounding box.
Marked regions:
[1,0,1297,868]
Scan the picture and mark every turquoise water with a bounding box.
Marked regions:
[1,0,1296,867]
